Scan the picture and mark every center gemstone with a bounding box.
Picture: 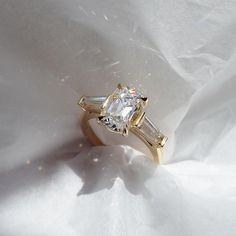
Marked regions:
[99,86,142,133]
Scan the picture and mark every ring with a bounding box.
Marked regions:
[78,83,167,163]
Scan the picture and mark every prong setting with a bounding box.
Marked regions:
[98,84,147,136]
[100,94,112,110]
[140,96,148,107]
[78,96,86,110]
[117,83,125,89]
[131,111,146,128]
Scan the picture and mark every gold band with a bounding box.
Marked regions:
[80,111,164,162]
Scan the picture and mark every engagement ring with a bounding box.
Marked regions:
[78,84,167,163]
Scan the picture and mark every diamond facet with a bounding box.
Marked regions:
[99,86,143,133]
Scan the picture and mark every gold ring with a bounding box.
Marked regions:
[78,84,167,163]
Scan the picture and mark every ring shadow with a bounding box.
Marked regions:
[67,145,157,198]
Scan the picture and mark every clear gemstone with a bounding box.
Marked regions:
[140,117,161,141]
[84,96,106,105]
[100,86,142,133]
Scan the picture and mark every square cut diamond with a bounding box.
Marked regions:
[99,86,142,133]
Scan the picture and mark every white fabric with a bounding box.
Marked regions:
[0,0,236,235]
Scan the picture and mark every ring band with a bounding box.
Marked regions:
[78,84,167,163]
